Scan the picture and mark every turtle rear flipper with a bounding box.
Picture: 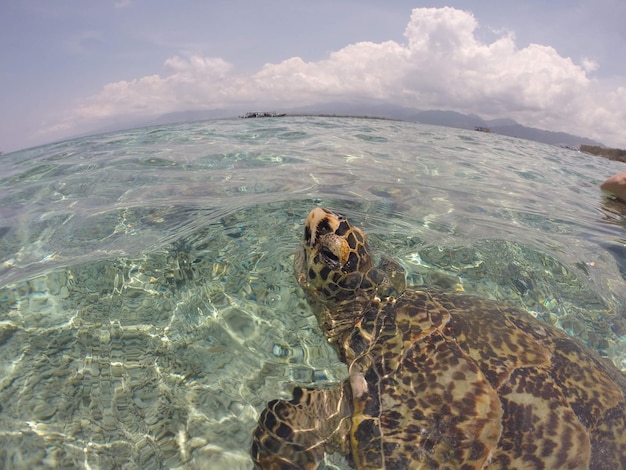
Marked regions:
[252,384,352,469]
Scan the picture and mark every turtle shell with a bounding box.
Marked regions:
[346,289,626,468]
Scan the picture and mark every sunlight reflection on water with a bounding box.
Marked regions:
[0,117,625,468]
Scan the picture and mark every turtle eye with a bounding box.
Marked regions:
[319,246,341,268]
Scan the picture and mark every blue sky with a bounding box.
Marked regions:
[2,0,625,152]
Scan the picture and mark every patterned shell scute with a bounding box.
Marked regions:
[349,291,504,469]
[348,290,626,469]
[428,292,626,468]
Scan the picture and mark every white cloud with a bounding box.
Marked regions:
[55,7,626,147]
[581,57,599,73]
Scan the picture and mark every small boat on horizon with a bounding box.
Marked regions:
[240,111,287,118]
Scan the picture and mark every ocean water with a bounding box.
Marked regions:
[0,116,625,469]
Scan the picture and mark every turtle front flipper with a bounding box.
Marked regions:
[252,384,352,469]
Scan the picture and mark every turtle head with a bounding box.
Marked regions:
[295,208,403,341]
[295,207,374,300]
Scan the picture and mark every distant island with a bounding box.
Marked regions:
[238,111,402,121]
[580,145,626,163]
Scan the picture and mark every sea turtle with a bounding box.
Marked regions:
[252,207,626,469]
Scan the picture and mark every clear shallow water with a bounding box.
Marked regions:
[0,116,625,469]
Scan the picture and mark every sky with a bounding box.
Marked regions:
[2,0,626,153]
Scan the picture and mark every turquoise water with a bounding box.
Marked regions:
[0,116,625,469]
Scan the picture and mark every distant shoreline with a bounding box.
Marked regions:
[239,112,403,121]
[580,145,626,164]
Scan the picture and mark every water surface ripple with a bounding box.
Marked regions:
[0,117,625,469]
